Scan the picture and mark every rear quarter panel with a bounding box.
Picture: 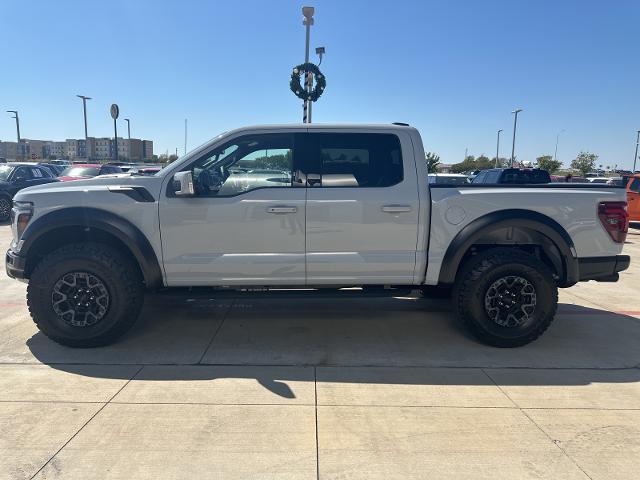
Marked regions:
[424,186,626,285]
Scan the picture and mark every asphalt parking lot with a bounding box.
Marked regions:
[1,223,639,480]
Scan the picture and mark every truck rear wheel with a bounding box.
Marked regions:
[27,243,144,347]
[453,248,558,347]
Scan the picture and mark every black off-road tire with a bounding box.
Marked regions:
[453,247,558,347]
[27,243,144,347]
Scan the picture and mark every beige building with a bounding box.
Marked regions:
[0,141,18,160]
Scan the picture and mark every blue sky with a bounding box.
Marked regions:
[1,0,638,167]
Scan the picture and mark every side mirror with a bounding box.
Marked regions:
[173,171,195,196]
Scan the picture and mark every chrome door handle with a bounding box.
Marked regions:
[382,205,412,213]
[267,206,297,214]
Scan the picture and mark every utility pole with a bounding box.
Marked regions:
[76,95,91,140]
[495,129,503,167]
[634,130,640,173]
[6,111,20,160]
[124,118,131,161]
[464,147,468,162]
[554,129,565,161]
[302,6,314,123]
[510,108,523,167]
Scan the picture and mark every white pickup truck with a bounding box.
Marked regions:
[5,124,630,348]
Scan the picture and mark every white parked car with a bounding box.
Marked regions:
[6,124,630,348]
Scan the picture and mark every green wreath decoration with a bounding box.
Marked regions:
[290,62,326,102]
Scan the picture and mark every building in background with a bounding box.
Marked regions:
[0,141,18,160]
[0,136,153,161]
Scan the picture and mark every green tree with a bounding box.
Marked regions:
[536,155,562,173]
[425,152,441,173]
[450,155,496,173]
[571,151,598,176]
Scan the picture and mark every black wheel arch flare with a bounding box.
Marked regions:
[438,209,578,288]
[18,207,163,289]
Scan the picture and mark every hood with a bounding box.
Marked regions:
[0,181,10,190]
[13,173,164,202]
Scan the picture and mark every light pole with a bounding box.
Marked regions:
[554,129,565,161]
[123,118,131,161]
[76,95,91,140]
[510,108,523,167]
[184,119,187,155]
[302,6,314,123]
[495,129,503,167]
[6,111,21,159]
[632,130,640,173]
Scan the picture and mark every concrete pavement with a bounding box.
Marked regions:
[1,222,639,479]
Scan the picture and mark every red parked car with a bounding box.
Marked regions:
[58,163,123,181]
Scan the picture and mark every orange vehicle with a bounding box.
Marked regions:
[626,174,640,221]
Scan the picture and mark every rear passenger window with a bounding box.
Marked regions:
[484,171,501,183]
[307,133,403,187]
[629,178,640,192]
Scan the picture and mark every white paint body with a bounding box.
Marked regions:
[14,124,626,287]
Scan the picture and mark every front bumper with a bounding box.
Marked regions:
[5,248,27,281]
[578,255,630,282]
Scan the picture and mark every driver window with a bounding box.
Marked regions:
[190,133,294,197]
[13,167,32,182]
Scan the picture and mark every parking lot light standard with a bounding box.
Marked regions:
[634,130,640,173]
[124,118,131,161]
[510,108,523,167]
[76,95,91,140]
[554,129,565,162]
[495,129,503,167]
[6,110,20,159]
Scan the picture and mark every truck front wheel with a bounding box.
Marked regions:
[27,243,144,347]
[453,248,558,347]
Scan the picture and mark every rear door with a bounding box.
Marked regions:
[627,177,640,221]
[302,130,419,284]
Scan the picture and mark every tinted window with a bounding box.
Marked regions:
[13,167,32,181]
[307,133,403,188]
[472,171,486,183]
[32,166,51,178]
[484,170,501,183]
[501,169,551,184]
[188,133,294,197]
[629,178,640,192]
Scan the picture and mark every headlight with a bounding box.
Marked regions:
[11,201,33,251]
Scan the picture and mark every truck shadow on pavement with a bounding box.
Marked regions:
[24,292,640,397]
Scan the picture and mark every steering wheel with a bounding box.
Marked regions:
[198,167,225,193]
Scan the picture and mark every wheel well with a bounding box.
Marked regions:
[454,226,565,283]
[24,226,144,283]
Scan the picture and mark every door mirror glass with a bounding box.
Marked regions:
[173,171,195,196]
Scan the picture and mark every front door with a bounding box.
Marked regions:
[159,132,306,286]
[627,177,640,221]
[303,130,420,285]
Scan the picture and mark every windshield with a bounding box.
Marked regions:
[0,165,14,182]
[61,167,100,177]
